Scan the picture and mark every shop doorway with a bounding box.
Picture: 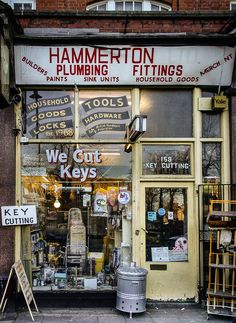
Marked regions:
[139,182,197,301]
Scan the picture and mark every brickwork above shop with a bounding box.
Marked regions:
[35,0,231,12]
[13,0,236,35]
[18,15,235,34]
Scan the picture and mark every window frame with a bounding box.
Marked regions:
[141,143,194,179]
[86,0,172,11]
[230,1,236,10]
[4,0,36,10]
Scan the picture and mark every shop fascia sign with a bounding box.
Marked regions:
[14,45,235,86]
[46,148,102,182]
[1,205,37,226]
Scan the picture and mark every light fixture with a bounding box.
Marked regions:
[127,115,147,142]
[124,143,132,153]
[54,197,61,209]
[124,115,147,153]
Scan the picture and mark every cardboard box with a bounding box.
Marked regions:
[84,278,97,289]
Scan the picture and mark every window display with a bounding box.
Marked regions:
[21,144,132,291]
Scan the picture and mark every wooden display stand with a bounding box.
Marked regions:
[0,259,38,321]
[207,200,236,319]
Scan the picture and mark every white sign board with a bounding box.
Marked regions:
[151,247,169,262]
[14,45,235,86]
[1,205,37,226]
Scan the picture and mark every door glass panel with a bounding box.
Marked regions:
[145,187,188,262]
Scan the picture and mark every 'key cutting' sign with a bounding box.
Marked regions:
[1,205,37,226]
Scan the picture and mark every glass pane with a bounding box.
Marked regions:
[21,143,132,290]
[14,3,22,10]
[79,90,131,139]
[202,113,221,138]
[134,2,142,10]
[142,145,191,175]
[145,187,188,262]
[140,90,192,138]
[22,144,131,181]
[97,4,107,10]
[125,1,133,10]
[115,2,123,10]
[202,143,221,183]
[24,3,32,9]
[24,90,75,139]
[151,4,160,11]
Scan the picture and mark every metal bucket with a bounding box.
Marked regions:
[116,262,148,318]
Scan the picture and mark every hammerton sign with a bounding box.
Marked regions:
[14,45,235,86]
[1,205,37,226]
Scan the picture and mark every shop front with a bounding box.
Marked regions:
[12,44,235,301]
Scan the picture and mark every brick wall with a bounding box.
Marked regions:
[18,15,231,33]
[35,0,231,12]
[0,106,15,275]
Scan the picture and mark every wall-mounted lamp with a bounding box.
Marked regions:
[124,115,147,153]
[124,143,132,153]
[127,114,147,142]
[12,128,21,136]
[54,197,61,209]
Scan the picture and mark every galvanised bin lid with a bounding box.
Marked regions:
[117,262,148,276]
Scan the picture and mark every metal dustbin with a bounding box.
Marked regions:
[116,262,148,318]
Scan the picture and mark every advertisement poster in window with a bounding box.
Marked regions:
[79,90,131,139]
[25,91,74,139]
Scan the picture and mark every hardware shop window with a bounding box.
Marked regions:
[21,143,132,290]
[140,89,193,138]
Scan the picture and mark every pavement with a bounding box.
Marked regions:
[0,304,236,323]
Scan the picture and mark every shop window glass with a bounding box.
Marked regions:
[202,112,221,138]
[140,90,192,138]
[79,90,131,139]
[202,143,221,183]
[23,90,75,139]
[145,187,188,262]
[21,143,131,290]
[142,144,191,176]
